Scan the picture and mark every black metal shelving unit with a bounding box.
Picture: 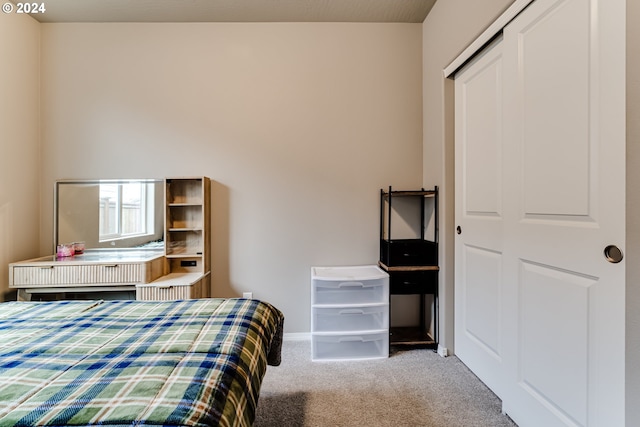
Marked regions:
[379,186,439,350]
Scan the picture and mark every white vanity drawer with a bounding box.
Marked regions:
[9,254,166,288]
[136,272,210,300]
[11,264,143,287]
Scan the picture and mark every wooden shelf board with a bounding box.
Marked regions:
[378,261,439,272]
[390,326,436,347]
[165,252,203,258]
[168,202,203,207]
[382,190,437,198]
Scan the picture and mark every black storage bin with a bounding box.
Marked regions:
[380,239,437,267]
[389,270,438,295]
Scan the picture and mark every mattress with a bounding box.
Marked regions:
[0,298,284,427]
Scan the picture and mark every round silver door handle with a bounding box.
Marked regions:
[604,245,623,263]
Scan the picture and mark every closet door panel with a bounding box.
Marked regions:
[454,37,507,399]
[518,261,592,426]
[463,245,502,358]
[519,0,591,217]
[463,57,503,216]
[501,0,626,425]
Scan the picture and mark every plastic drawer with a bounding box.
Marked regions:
[312,331,389,361]
[311,265,388,281]
[312,278,388,305]
[312,304,389,332]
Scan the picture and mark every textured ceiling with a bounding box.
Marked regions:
[17,0,436,23]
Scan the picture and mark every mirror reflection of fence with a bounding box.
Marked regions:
[55,179,164,251]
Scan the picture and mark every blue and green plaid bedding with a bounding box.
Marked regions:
[0,298,284,427]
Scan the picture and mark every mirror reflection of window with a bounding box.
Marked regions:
[55,179,164,251]
[99,184,118,237]
[99,183,150,242]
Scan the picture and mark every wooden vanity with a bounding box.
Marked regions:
[10,176,211,302]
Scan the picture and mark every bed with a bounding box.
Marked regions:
[0,298,284,427]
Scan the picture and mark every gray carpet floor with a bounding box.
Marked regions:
[254,340,517,427]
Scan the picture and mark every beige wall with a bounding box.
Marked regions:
[0,12,40,301]
[421,0,514,352]
[38,23,423,333]
[627,1,640,424]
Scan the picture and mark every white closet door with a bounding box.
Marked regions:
[454,0,625,425]
[454,37,507,399]
[500,0,625,425]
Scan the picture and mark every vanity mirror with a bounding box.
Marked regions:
[54,179,164,252]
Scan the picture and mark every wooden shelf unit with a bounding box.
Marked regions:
[135,176,211,301]
[164,177,211,281]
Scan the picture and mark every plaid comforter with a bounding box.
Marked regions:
[0,298,284,427]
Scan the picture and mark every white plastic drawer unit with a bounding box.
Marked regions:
[311,265,389,361]
[311,265,389,306]
[312,331,389,362]
[312,304,389,333]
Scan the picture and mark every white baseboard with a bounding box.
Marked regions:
[437,344,449,357]
[284,332,310,341]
